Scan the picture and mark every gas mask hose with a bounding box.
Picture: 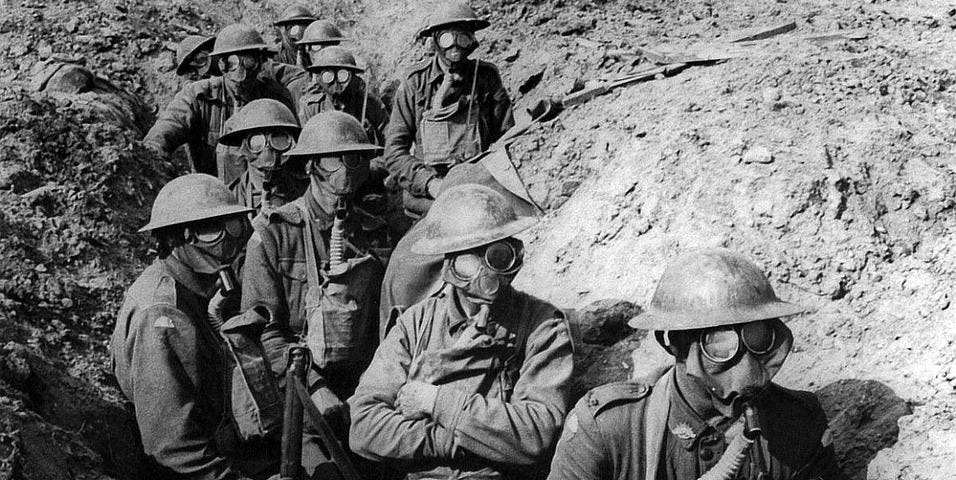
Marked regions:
[696,429,753,480]
[328,206,347,274]
[744,403,769,480]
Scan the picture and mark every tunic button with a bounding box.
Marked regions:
[699,448,714,461]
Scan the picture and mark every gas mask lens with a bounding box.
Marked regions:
[245,131,296,153]
[184,217,246,244]
[189,52,210,69]
[318,68,352,85]
[222,54,261,72]
[312,153,365,173]
[450,240,520,280]
[436,30,475,49]
[288,24,305,40]
[700,320,777,364]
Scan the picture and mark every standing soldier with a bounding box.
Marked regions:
[299,46,388,144]
[175,35,218,82]
[111,174,275,479]
[273,4,317,66]
[548,249,842,480]
[144,24,296,183]
[240,111,389,474]
[384,1,515,218]
[218,98,308,216]
[349,184,574,479]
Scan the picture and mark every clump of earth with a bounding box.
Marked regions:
[1,0,954,478]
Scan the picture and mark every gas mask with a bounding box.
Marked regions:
[665,319,793,407]
[442,238,523,305]
[174,215,251,275]
[308,152,369,203]
[241,130,297,192]
[219,53,262,91]
[314,67,353,98]
[433,29,477,67]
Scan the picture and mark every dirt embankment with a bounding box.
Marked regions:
[2,0,955,478]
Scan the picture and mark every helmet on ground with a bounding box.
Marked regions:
[417,1,490,38]
[285,111,382,157]
[175,35,215,75]
[297,20,348,45]
[304,46,363,73]
[412,184,537,255]
[628,249,810,331]
[274,4,316,26]
[210,24,273,57]
[218,99,300,146]
[140,174,252,232]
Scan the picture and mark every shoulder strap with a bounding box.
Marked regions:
[643,368,673,480]
[294,202,327,290]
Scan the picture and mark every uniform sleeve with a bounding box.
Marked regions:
[383,77,439,197]
[430,315,574,465]
[547,397,611,480]
[143,85,200,156]
[348,310,452,462]
[129,305,240,480]
[240,229,297,375]
[485,69,515,143]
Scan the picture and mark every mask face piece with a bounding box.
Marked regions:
[683,319,793,406]
[219,53,262,89]
[177,216,250,274]
[442,239,523,304]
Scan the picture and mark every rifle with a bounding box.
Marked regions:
[281,345,363,480]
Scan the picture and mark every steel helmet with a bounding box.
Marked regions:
[417,1,490,38]
[628,249,810,331]
[297,20,348,45]
[140,174,252,232]
[175,35,215,75]
[411,184,537,255]
[218,99,301,146]
[304,46,364,73]
[286,111,382,157]
[210,24,273,57]
[274,4,316,26]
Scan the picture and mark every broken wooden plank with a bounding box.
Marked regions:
[804,30,868,43]
[561,63,688,107]
[637,43,750,65]
[729,20,797,43]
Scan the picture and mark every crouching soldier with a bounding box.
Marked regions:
[218,98,309,215]
[349,184,574,479]
[175,35,218,82]
[110,174,279,479]
[240,111,389,476]
[548,249,843,480]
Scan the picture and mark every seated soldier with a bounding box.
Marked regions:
[548,249,843,480]
[349,184,574,479]
[217,98,308,216]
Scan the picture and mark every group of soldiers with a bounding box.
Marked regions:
[109,2,844,479]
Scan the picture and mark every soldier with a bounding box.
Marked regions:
[175,34,218,81]
[349,184,574,479]
[218,98,308,215]
[384,1,515,218]
[110,174,273,479]
[299,46,388,144]
[273,4,317,66]
[296,20,348,70]
[240,111,389,474]
[548,249,842,480]
[144,24,296,182]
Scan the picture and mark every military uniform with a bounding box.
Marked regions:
[240,192,387,398]
[383,56,514,198]
[111,255,276,479]
[143,76,295,182]
[547,370,842,480]
[261,61,310,107]
[228,168,308,217]
[298,82,389,146]
[349,285,574,479]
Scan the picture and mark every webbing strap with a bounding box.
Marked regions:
[291,379,362,480]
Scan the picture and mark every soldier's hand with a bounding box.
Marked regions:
[452,324,494,350]
[426,177,444,199]
[395,380,439,420]
[207,289,240,329]
[311,385,350,430]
